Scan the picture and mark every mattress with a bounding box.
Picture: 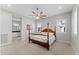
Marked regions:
[30,33,55,45]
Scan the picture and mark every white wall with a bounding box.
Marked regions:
[22,17,34,40]
[0,9,12,45]
[78,7,79,53]
[37,12,71,43]
[71,5,79,54]
[0,8,35,45]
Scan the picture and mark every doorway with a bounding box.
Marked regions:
[12,16,22,42]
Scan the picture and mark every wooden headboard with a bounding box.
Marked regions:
[42,28,55,33]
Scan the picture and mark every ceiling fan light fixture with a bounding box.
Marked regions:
[29,8,47,20]
[36,16,40,19]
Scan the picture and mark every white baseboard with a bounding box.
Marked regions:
[56,40,70,44]
[57,40,79,55]
[21,38,27,40]
[0,42,11,47]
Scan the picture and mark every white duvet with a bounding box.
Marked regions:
[30,33,55,45]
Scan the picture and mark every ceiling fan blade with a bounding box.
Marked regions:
[40,12,43,14]
[32,11,36,14]
[41,15,47,17]
[36,8,39,10]
[40,17,46,19]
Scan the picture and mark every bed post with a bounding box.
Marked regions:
[28,28,30,43]
[55,26,56,41]
[47,23,49,50]
[27,24,31,43]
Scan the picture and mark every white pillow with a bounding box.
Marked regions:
[49,33,54,35]
[41,32,47,35]
[41,32,54,35]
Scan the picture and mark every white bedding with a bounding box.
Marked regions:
[30,33,55,45]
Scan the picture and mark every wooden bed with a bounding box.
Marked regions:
[28,23,56,50]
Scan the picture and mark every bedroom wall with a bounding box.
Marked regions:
[0,8,35,45]
[36,12,72,43]
[0,9,12,45]
[78,7,79,54]
[71,5,79,54]
[21,17,35,40]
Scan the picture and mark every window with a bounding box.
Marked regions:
[37,23,42,32]
[74,8,77,34]
[56,19,65,33]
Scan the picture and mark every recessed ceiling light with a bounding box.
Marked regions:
[8,4,11,7]
[58,6,62,9]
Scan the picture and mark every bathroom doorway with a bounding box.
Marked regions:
[12,16,22,42]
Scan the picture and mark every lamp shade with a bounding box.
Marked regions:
[26,24,30,30]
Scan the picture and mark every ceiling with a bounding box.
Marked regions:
[0,4,74,18]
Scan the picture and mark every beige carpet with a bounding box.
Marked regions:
[0,40,74,55]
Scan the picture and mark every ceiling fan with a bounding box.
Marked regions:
[29,8,47,20]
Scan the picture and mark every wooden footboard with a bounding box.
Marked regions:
[27,23,56,50]
[30,39,49,50]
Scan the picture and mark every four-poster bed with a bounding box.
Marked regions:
[28,23,56,50]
